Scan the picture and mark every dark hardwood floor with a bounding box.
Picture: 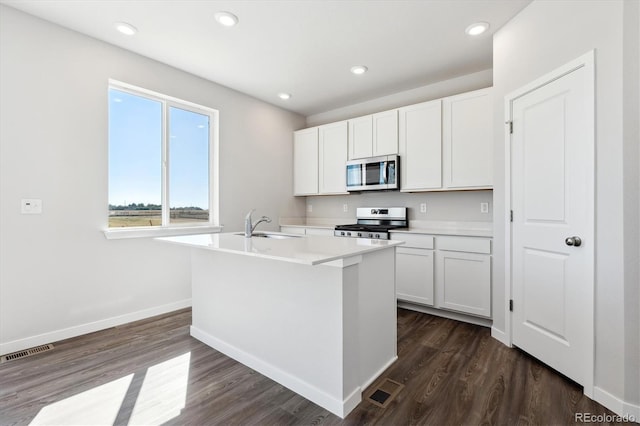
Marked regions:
[0,308,627,425]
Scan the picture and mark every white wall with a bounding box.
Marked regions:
[305,190,493,223]
[306,69,492,127]
[0,6,306,354]
[492,0,639,415]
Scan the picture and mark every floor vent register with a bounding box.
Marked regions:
[1,344,54,363]
[366,378,404,408]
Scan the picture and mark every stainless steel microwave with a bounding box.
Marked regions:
[346,155,399,191]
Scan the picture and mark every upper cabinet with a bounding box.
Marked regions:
[348,115,373,159]
[293,127,319,196]
[319,121,348,194]
[399,99,442,191]
[294,123,348,196]
[293,87,493,196]
[372,110,399,156]
[348,110,398,159]
[442,88,493,189]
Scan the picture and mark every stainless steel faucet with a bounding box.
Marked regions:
[244,209,272,237]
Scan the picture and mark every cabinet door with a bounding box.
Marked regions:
[399,100,442,191]
[396,247,434,306]
[373,109,398,156]
[280,226,306,235]
[305,228,334,236]
[319,121,348,194]
[348,115,373,159]
[293,128,319,195]
[442,88,493,189]
[435,250,491,317]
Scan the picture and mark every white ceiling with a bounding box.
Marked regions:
[1,0,531,117]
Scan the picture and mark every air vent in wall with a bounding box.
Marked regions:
[0,344,54,363]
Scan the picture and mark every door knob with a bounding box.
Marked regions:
[565,236,582,247]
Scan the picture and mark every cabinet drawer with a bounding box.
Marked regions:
[280,226,306,235]
[437,236,491,254]
[390,233,434,249]
[305,228,334,236]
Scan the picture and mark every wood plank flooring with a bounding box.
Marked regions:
[0,308,628,425]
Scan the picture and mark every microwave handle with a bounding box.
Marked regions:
[382,161,388,184]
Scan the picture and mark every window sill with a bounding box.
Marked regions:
[103,225,223,240]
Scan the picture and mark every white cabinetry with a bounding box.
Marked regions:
[442,88,493,189]
[293,128,318,195]
[372,110,398,156]
[392,232,492,319]
[348,110,398,160]
[294,87,493,195]
[319,121,348,194]
[348,115,373,159]
[398,100,442,191]
[395,234,434,306]
[280,226,334,236]
[435,236,491,318]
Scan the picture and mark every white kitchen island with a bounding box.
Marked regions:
[157,232,402,418]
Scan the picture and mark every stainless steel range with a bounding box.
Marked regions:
[334,207,407,240]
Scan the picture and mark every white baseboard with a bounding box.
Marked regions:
[491,326,512,347]
[0,299,192,356]
[593,386,640,420]
[191,325,359,419]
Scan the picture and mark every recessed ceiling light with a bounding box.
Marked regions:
[278,93,292,100]
[214,11,239,27]
[465,22,489,36]
[350,65,368,75]
[114,22,137,36]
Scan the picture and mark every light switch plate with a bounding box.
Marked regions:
[480,202,489,213]
[21,198,42,214]
[420,203,427,213]
[343,204,348,212]
[307,204,313,213]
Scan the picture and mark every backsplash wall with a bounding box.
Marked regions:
[305,190,493,222]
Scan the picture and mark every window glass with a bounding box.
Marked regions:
[108,89,162,227]
[107,84,216,229]
[169,106,210,224]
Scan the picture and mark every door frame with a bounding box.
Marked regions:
[503,50,595,397]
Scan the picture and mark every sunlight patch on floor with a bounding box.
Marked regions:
[28,352,191,425]
[29,374,133,425]
[128,352,191,425]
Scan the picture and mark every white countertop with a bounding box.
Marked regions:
[390,227,493,238]
[280,218,493,238]
[157,232,403,266]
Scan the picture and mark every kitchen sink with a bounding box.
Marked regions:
[234,232,301,239]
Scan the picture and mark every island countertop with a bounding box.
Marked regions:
[157,232,403,266]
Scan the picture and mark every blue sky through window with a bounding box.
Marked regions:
[108,89,209,210]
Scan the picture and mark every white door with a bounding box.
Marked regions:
[510,53,594,389]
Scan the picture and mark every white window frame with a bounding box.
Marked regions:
[104,80,221,239]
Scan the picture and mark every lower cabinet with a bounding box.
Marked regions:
[435,250,491,318]
[393,232,492,319]
[280,226,334,236]
[396,247,434,306]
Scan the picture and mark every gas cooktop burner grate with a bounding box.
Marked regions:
[334,207,407,240]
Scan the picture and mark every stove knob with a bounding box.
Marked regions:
[346,232,351,236]
[357,232,362,237]
[340,231,345,236]
[375,234,380,239]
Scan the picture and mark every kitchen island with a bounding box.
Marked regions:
[157,232,403,418]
